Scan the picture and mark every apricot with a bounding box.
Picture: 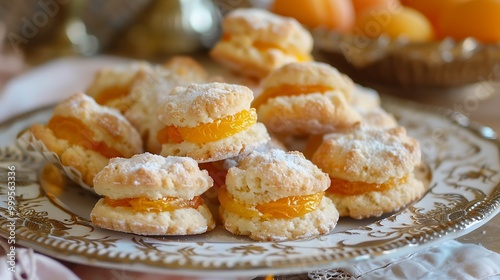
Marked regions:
[401,0,470,29]
[218,187,324,220]
[104,196,202,212]
[353,6,434,42]
[438,0,500,42]
[352,0,401,16]
[157,109,257,144]
[271,0,355,32]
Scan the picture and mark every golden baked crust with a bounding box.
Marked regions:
[86,62,152,112]
[219,196,338,241]
[28,93,143,187]
[312,126,421,184]
[90,153,215,235]
[220,149,338,241]
[226,149,330,205]
[359,107,398,129]
[157,82,254,127]
[163,55,208,82]
[222,8,312,53]
[52,93,143,157]
[326,171,425,219]
[91,199,215,235]
[160,122,270,163]
[29,124,108,187]
[349,84,381,112]
[257,91,362,135]
[210,8,313,78]
[93,153,213,200]
[124,61,208,154]
[261,62,355,100]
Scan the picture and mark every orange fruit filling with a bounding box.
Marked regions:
[104,196,203,212]
[328,175,408,196]
[157,109,257,144]
[218,186,324,220]
[252,85,332,109]
[221,34,312,63]
[94,84,132,106]
[48,116,124,158]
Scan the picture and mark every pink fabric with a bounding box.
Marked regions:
[0,238,80,280]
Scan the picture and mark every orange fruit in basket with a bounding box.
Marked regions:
[437,0,500,42]
[271,0,355,32]
[353,6,434,42]
[401,0,471,28]
[351,0,401,16]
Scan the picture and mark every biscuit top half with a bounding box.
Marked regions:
[51,93,143,157]
[226,149,330,205]
[222,8,313,55]
[93,153,213,200]
[312,126,421,184]
[157,82,254,127]
[260,62,355,100]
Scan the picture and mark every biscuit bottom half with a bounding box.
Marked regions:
[160,123,270,162]
[219,197,339,241]
[90,199,215,235]
[327,172,426,219]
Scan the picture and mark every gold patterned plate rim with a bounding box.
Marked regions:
[1,97,500,277]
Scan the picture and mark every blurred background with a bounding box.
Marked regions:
[1,0,500,85]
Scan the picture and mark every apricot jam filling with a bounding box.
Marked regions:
[48,116,124,158]
[252,85,333,109]
[157,109,257,144]
[327,176,408,196]
[218,187,324,220]
[104,196,203,212]
[94,84,132,106]
[221,34,312,62]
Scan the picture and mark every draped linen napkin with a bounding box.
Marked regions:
[0,56,499,280]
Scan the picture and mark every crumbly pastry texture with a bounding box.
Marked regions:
[359,107,398,129]
[160,122,270,163]
[91,153,215,235]
[261,62,355,100]
[210,8,313,78]
[226,149,331,205]
[124,58,208,153]
[28,93,143,187]
[52,93,143,157]
[327,171,426,219]
[257,91,362,135]
[349,84,381,112]
[157,82,255,127]
[93,153,213,200]
[222,8,312,53]
[220,149,338,241]
[91,199,215,235]
[29,124,108,187]
[312,126,421,184]
[219,196,339,241]
[86,62,151,112]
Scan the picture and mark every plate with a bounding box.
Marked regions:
[1,97,500,277]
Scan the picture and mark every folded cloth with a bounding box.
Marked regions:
[0,56,130,122]
[308,240,500,280]
[0,238,80,280]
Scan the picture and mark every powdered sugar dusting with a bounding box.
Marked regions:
[227,8,298,33]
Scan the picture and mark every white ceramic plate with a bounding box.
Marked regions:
[1,97,499,277]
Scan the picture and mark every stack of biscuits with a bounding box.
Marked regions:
[25,7,426,241]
